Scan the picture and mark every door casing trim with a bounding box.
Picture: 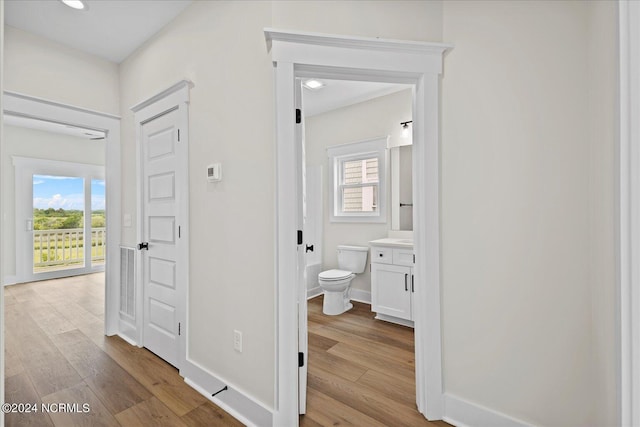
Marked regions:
[265,28,452,426]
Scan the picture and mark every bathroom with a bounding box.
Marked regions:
[302,78,413,317]
[299,78,421,423]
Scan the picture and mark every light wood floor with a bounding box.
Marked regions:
[3,273,242,427]
[4,274,450,426]
[302,296,450,427]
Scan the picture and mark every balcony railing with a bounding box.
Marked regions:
[33,227,106,271]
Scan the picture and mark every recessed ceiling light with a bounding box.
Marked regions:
[303,79,325,90]
[61,0,87,10]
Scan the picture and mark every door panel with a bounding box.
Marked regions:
[296,79,308,414]
[142,108,181,367]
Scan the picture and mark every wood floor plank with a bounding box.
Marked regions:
[312,323,416,365]
[327,342,415,380]
[115,396,188,427]
[50,329,115,379]
[4,372,54,427]
[307,341,368,382]
[307,330,338,352]
[356,368,417,408]
[4,332,25,378]
[307,366,435,427]
[41,382,119,427]
[102,336,207,416]
[84,360,152,414]
[181,401,245,427]
[300,386,388,427]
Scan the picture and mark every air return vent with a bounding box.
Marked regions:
[120,246,136,319]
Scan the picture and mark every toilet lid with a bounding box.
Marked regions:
[319,269,353,281]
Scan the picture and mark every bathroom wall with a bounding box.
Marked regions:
[305,89,412,298]
[2,125,105,283]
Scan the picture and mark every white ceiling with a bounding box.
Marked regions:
[5,0,192,63]
[3,1,409,134]
[303,79,410,117]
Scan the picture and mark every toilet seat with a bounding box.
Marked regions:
[319,269,353,281]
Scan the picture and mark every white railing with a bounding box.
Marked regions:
[33,227,106,270]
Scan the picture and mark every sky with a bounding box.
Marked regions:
[32,175,105,211]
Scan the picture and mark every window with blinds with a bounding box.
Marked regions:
[327,136,388,223]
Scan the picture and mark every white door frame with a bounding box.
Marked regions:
[3,90,122,336]
[619,2,640,425]
[265,29,452,425]
[131,80,192,371]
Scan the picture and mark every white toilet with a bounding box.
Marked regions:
[318,245,369,315]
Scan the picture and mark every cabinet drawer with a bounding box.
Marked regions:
[371,247,393,264]
[393,249,414,266]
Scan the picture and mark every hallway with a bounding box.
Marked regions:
[3,273,241,426]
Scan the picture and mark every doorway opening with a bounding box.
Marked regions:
[299,78,420,424]
[12,154,106,283]
[266,28,451,426]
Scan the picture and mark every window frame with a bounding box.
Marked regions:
[328,136,389,223]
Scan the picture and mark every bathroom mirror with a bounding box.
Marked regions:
[390,144,413,231]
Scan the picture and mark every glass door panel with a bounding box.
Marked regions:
[32,174,85,273]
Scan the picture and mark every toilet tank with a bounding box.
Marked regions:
[337,245,369,273]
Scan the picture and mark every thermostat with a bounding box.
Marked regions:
[207,163,222,182]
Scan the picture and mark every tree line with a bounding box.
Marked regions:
[33,208,105,230]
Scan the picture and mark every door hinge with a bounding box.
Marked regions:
[413,254,415,264]
[178,322,181,336]
[178,226,181,238]
[296,109,301,124]
[177,128,180,142]
[298,352,304,367]
[297,230,303,245]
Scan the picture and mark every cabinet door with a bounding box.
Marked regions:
[371,263,412,320]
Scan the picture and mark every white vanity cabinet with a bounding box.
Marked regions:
[370,240,414,327]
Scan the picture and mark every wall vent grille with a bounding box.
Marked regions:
[120,246,136,319]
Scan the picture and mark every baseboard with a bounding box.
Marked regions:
[443,393,534,427]
[307,286,322,299]
[182,359,273,427]
[374,313,414,328]
[350,288,371,304]
[117,319,139,347]
[3,276,18,286]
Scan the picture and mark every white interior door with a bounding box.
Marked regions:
[141,108,183,367]
[296,79,309,414]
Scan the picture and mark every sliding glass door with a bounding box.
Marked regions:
[14,157,105,282]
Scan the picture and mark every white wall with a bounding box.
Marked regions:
[305,89,412,295]
[272,0,443,43]
[587,1,617,425]
[118,0,443,410]
[2,125,105,282]
[0,1,619,424]
[118,1,276,407]
[3,26,119,115]
[441,1,615,426]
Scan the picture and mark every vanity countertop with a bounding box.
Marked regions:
[369,238,413,248]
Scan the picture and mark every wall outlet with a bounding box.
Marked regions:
[233,330,242,353]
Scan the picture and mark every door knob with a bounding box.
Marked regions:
[305,244,314,253]
[138,242,149,250]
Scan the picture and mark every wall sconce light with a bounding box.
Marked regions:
[401,121,412,138]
